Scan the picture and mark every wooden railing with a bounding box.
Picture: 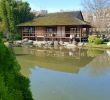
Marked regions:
[23,33,35,37]
[22,32,88,38]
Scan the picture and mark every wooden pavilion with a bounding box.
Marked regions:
[18,11,91,42]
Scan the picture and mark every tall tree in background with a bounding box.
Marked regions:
[0,0,10,33]
[0,0,34,38]
[82,0,110,34]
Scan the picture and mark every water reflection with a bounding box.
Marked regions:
[15,48,110,100]
[87,50,110,76]
[15,47,104,77]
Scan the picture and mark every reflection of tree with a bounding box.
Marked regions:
[87,49,104,57]
[88,52,110,76]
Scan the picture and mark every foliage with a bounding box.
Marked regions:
[87,49,104,57]
[94,38,104,45]
[0,0,34,36]
[14,33,22,40]
[0,32,3,38]
[88,35,97,43]
[88,35,104,44]
[0,38,33,100]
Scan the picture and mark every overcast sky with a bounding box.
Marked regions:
[26,0,83,12]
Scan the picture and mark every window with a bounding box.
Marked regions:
[46,27,57,33]
[23,27,35,33]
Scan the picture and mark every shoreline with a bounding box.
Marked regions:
[83,44,110,49]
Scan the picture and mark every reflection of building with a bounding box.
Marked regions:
[18,11,91,42]
[16,48,97,76]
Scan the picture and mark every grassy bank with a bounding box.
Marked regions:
[84,43,110,49]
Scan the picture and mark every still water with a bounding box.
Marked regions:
[15,47,110,100]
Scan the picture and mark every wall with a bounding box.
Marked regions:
[36,27,46,36]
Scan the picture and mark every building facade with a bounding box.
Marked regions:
[18,11,91,42]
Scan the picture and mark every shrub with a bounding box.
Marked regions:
[94,38,104,44]
[0,32,4,38]
[14,33,22,40]
[0,38,33,100]
[88,35,104,44]
[88,35,97,43]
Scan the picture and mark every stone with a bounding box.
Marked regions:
[22,38,28,43]
[48,41,54,46]
[66,44,77,49]
[28,40,33,45]
[59,41,63,45]
[77,42,84,47]
[15,40,22,46]
[54,41,59,46]
[33,41,38,46]
[72,40,77,45]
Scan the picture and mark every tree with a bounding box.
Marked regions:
[0,0,10,33]
[82,0,110,34]
[0,38,33,100]
[0,0,34,39]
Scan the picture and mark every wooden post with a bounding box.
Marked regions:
[86,27,89,37]
[80,28,82,42]
[35,27,37,41]
[60,26,62,41]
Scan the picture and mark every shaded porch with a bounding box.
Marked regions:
[21,25,91,42]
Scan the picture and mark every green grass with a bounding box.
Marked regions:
[84,43,110,49]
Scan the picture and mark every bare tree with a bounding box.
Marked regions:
[82,0,110,35]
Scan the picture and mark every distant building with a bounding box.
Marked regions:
[32,10,48,17]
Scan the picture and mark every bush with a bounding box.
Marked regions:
[14,33,22,40]
[88,35,104,44]
[88,35,97,43]
[0,38,33,100]
[0,32,4,38]
[94,38,104,44]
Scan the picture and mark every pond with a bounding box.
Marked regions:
[15,47,110,100]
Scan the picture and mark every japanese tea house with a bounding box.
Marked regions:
[18,11,91,42]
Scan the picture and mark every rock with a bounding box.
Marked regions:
[107,42,110,46]
[15,40,22,46]
[77,42,84,47]
[63,42,69,46]
[16,40,22,44]
[22,38,28,43]
[72,40,77,45]
[59,41,63,45]
[28,40,33,45]
[54,41,59,46]
[66,44,77,49]
[48,41,54,46]
[23,42,29,46]
[33,41,46,47]
[33,41,38,46]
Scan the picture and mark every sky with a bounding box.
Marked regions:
[26,0,83,12]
